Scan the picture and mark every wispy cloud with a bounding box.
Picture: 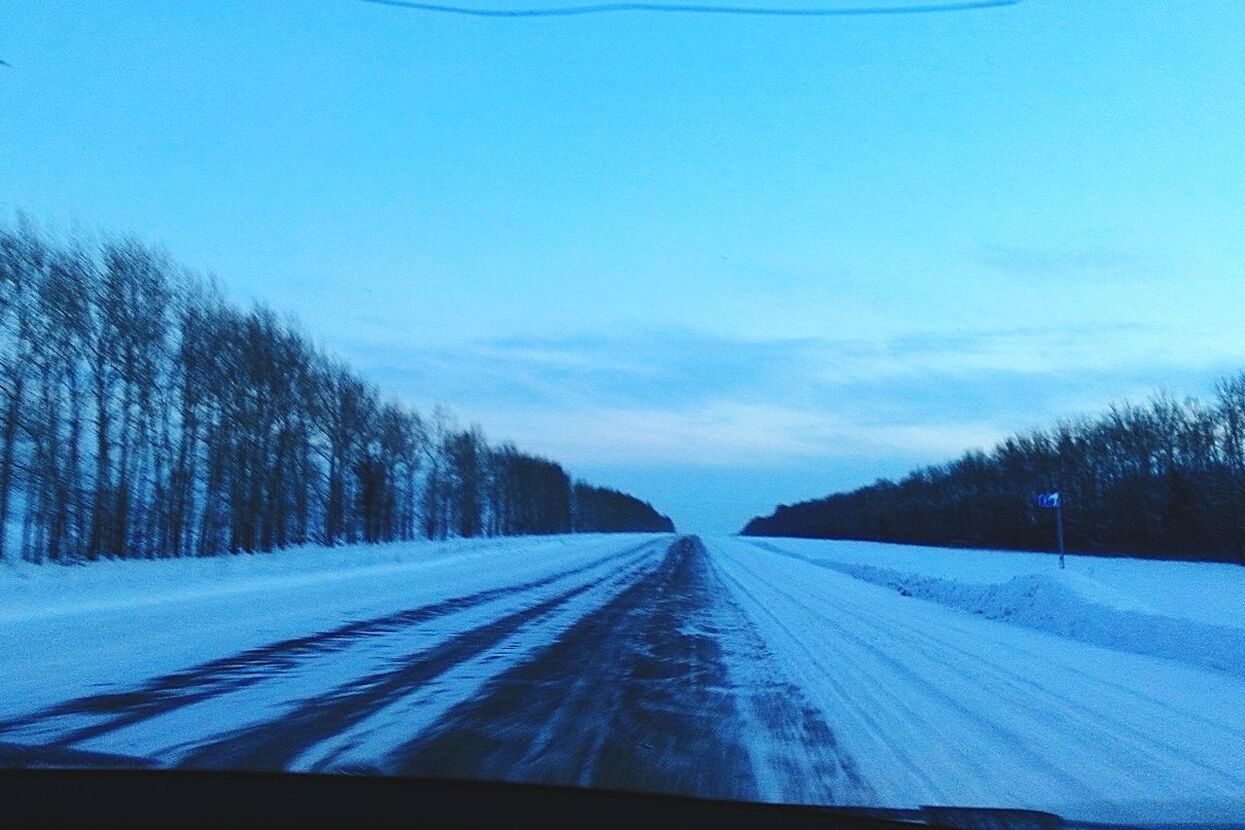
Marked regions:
[344,329,825,410]
[332,321,1241,473]
[478,400,1008,467]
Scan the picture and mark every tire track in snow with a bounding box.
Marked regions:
[0,538,660,751]
[716,558,1109,802]
[712,556,1000,803]
[699,551,876,805]
[173,542,663,770]
[380,536,871,805]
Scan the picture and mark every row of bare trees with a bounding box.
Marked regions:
[572,484,675,534]
[743,379,1245,563]
[0,220,672,563]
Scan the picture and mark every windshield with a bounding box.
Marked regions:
[2,0,1244,826]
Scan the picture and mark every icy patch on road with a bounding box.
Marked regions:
[758,546,1245,677]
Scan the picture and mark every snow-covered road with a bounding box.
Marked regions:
[2,534,1243,824]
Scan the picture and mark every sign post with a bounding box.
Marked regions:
[1036,492,1065,569]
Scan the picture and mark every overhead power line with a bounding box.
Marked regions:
[352,0,1021,18]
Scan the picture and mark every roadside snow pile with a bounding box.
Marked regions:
[825,562,1245,677]
[747,539,1245,678]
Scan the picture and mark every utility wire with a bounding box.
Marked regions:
[353,0,1021,18]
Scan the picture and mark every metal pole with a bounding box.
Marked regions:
[1056,500,1065,569]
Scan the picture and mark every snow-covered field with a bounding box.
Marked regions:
[1,534,1243,825]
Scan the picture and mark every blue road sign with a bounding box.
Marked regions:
[1036,492,1061,509]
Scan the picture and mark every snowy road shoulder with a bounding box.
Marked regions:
[744,538,1245,677]
[712,536,1245,824]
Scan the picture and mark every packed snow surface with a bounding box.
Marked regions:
[1,534,1242,825]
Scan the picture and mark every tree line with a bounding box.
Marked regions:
[0,219,673,563]
[571,484,675,534]
[742,375,1245,564]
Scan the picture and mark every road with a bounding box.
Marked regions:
[2,534,1244,822]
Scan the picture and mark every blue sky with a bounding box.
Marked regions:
[3,0,1244,533]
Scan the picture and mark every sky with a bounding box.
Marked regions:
[2,0,1244,534]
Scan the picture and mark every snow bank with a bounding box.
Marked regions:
[746,539,1245,678]
[818,562,1245,677]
